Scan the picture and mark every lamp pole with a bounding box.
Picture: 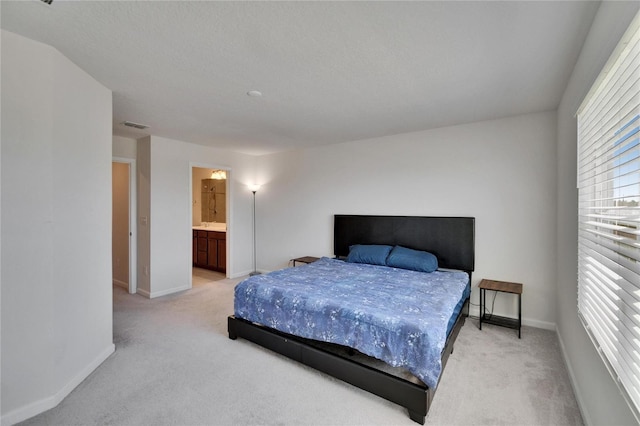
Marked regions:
[249,185,260,276]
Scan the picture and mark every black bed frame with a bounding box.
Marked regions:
[228,215,475,424]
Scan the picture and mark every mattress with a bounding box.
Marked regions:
[234,257,470,388]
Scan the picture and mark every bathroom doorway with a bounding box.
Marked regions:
[190,165,229,287]
[112,158,137,294]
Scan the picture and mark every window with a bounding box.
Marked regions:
[577,12,640,418]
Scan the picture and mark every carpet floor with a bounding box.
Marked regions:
[20,274,583,425]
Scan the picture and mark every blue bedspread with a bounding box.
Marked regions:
[234,257,469,388]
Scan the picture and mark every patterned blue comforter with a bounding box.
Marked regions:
[234,257,469,388]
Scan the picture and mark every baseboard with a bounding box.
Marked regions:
[1,343,115,426]
[556,327,592,425]
[229,268,273,279]
[229,269,271,279]
[229,269,252,279]
[148,284,190,299]
[468,305,555,331]
[522,317,555,330]
[113,279,128,289]
[136,288,151,298]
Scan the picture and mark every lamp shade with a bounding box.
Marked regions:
[248,184,261,192]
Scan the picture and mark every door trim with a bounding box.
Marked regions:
[189,162,231,288]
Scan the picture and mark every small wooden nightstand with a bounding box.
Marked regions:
[292,256,320,266]
[479,279,523,338]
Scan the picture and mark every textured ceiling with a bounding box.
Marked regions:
[1,1,600,155]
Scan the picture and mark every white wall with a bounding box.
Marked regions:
[1,30,113,424]
[136,135,256,298]
[556,3,640,425]
[255,110,558,328]
[113,135,137,159]
[136,136,151,296]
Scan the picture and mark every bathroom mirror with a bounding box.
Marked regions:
[201,178,226,223]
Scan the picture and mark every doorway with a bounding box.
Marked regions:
[190,164,230,287]
[112,158,137,294]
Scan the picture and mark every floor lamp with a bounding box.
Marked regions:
[248,184,261,276]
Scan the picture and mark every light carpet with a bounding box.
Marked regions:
[20,274,583,425]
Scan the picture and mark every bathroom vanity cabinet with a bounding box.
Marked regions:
[193,230,226,273]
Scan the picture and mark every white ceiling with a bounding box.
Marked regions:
[1,1,600,155]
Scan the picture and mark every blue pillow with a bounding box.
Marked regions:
[346,244,392,266]
[386,246,438,273]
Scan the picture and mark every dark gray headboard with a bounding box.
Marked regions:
[334,215,475,272]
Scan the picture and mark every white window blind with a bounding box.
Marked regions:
[577,11,640,419]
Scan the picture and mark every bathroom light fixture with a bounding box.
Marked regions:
[249,184,261,276]
[247,90,262,97]
[210,170,227,180]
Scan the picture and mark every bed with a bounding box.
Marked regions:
[228,215,475,424]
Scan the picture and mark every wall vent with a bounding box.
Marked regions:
[122,121,149,130]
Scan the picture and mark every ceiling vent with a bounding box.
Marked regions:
[122,121,149,130]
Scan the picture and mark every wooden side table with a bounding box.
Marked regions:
[292,256,320,266]
[479,279,523,338]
